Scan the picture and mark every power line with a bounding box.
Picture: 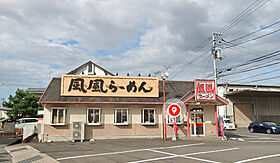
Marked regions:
[225,27,280,48]
[201,55,213,78]
[229,68,280,82]
[246,75,280,83]
[219,0,270,33]
[156,0,270,81]
[166,37,211,69]
[170,0,270,79]
[220,49,280,71]
[222,42,280,64]
[169,50,211,79]
[218,0,261,32]
[220,61,280,78]
[223,42,263,56]
[206,49,280,78]
[228,19,280,43]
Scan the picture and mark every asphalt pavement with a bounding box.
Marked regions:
[3,128,280,163]
[28,130,280,163]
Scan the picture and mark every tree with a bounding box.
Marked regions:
[2,89,43,120]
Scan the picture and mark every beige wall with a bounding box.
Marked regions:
[41,104,217,141]
[43,104,164,141]
[228,96,280,125]
[44,104,162,125]
[234,104,253,128]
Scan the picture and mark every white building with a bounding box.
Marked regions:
[67,61,114,76]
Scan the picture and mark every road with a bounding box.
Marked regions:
[26,129,280,163]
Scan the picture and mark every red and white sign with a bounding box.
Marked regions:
[167,103,181,117]
[195,79,216,101]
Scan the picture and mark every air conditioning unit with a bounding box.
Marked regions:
[72,122,85,142]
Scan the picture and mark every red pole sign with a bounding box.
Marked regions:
[167,103,181,117]
[187,104,190,138]
[163,79,166,140]
[215,105,219,138]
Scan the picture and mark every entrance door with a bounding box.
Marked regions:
[190,112,205,136]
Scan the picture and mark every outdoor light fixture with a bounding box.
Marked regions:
[161,72,169,80]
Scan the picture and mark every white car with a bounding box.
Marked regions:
[15,118,38,134]
[223,118,235,130]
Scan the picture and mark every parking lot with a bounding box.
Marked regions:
[25,129,280,163]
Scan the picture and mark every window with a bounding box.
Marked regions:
[167,114,181,125]
[114,108,128,125]
[88,63,93,73]
[51,108,66,125]
[87,108,101,125]
[24,119,38,123]
[141,108,155,125]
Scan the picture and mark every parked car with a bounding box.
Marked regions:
[223,118,235,130]
[15,118,38,135]
[248,121,280,134]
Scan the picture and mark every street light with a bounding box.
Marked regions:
[161,72,169,140]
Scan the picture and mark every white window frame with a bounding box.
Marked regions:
[50,107,66,125]
[86,108,101,125]
[166,114,181,125]
[141,108,156,125]
[114,108,129,125]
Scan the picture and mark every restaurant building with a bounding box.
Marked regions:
[38,61,228,142]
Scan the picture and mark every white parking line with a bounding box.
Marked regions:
[182,156,220,163]
[235,134,260,138]
[128,148,239,163]
[245,137,280,140]
[245,137,280,139]
[184,148,239,156]
[234,153,280,163]
[147,149,176,156]
[151,143,203,150]
[151,143,204,150]
[249,141,280,143]
[130,149,220,163]
[57,143,204,161]
[128,155,178,163]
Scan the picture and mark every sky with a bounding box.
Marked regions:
[1,0,280,101]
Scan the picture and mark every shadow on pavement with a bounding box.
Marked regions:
[0,137,22,146]
[225,130,252,138]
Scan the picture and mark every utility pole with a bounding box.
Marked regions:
[212,32,224,137]
[212,32,224,87]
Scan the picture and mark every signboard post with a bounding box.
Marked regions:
[167,103,181,141]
